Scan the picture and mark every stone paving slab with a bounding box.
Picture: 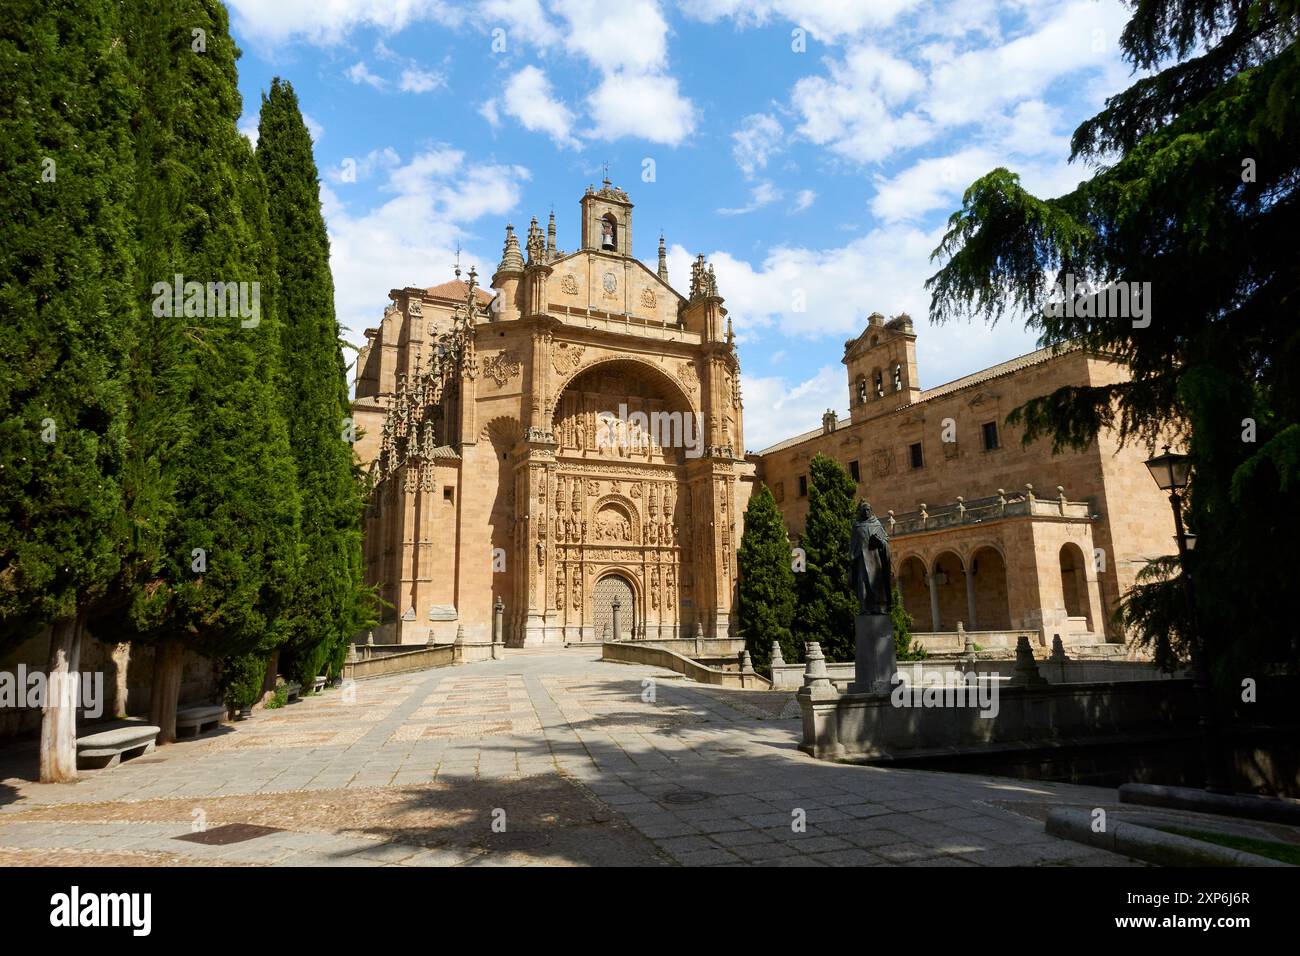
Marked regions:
[0,647,1181,866]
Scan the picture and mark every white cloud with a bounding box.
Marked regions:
[480,98,501,127]
[479,0,563,48]
[741,365,846,452]
[325,147,401,185]
[321,149,530,344]
[554,0,669,73]
[585,72,696,145]
[732,113,784,178]
[303,113,324,142]
[718,181,781,216]
[399,66,445,93]
[226,0,463,47]
[346,61,387,90]
[665,219,1040,397]
[791,189,816,212]
[792,45,931,162]
[685,0,924,43]
[238,117,259,147]
[501,65,580,148]
[787,0,1132,165]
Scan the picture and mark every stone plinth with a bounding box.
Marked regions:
[849,613,897,696]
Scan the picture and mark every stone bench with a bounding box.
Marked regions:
[76,724,160,770]
[176,704,225,738]
[284,682,301,703]
[311,675,327,694]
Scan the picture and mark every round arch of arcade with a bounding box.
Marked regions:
[894,542,1011,632]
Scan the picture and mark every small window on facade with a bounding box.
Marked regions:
[909,442,924,469]
[443,485,455,502]
[874,370,884,398]
[855,376,867,406]
[893,363,903,391]
[849,460,860,483]
[982,421,1000,451]
[798,475,808,498]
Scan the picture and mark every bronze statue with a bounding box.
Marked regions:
[850,501,892,615]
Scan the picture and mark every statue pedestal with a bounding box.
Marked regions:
[849,613,897,696]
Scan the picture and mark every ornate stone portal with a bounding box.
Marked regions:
[351,178,755,646]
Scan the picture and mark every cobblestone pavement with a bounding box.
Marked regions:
[0,648,1150,867]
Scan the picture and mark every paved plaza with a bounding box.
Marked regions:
[0,648,1148,867]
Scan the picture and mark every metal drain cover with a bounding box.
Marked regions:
[661,790,712,805]
[483,831,551,851]
[174,823,283,846]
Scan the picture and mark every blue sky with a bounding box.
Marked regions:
[227,0,1138,451]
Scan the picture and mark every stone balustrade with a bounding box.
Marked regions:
[887,484,1092,537]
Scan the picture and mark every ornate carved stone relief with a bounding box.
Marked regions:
[481,350,522,387]
[553,342,585,376]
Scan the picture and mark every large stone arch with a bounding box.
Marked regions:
[969,544,1011,630]
[896,554,931,630]
[1059,542,1091,629]
[931,550,966,631]
[547,353,700,425]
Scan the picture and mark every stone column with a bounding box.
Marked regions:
[964,567,978,630]
[927,571,941,631]
[770,640,785,668]
[611,598,622,642]
[493,597,504,659]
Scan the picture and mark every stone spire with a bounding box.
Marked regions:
[525,216,545,265]
[657,232,669,283]
[546,210,557,261]
[497,223,523,273]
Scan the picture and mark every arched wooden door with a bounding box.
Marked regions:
[593,574,635,640]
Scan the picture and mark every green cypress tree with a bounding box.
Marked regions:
[108,0,300,739]
[256,77,368,687]
[736,484,798,672]
[796,454,858,662]
[0,0,137,781]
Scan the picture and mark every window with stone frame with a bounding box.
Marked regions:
[981,421,1000,451]
[909,442,924,469]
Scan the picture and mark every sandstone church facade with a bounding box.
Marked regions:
[352,178,1175,651]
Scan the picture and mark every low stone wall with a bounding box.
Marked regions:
[770,657,1178,691]
[601,642,770,688]
[799,677,1197,760]
[342,644,456,681]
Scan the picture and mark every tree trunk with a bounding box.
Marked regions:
[149,639,184,744]
[40,614,83,783]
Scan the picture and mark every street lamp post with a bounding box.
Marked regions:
[1144,446,1232,793]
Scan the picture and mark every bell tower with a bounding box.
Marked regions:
[580,173,633,257]
[843,312,921,423]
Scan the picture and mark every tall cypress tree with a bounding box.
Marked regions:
[796,454,858,662]
[0,0,137,781]
[256,78,368,686]
[737,484,798,671]
[108,0,300,740]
